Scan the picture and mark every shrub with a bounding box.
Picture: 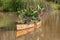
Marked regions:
[2,0,16,12]
[17,4,46,24]
[0,0,2,6]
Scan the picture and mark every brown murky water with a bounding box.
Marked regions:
[41,10,60,40]
[0,31,16,40]
[0,12,17,30]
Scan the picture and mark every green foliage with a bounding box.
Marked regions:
[0,0,46,12]
[2,0,16,12]
[0,0,2,6]
[16,0,46,24]
[17,4,45,24]
[16,0,27,10]
[17,9,40,24]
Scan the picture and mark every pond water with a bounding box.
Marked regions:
[0,12,17,30]
[0,31,16,40]
[41,10,60,40]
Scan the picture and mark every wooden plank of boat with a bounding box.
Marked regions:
[16,21,42,38]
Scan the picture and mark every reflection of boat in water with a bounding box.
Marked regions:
[16,21,42,38]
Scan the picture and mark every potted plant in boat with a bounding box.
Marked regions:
[16,4,45,37]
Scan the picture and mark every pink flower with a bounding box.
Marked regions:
[40,12,44,17]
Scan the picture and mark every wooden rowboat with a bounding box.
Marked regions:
[16,21,42,38]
